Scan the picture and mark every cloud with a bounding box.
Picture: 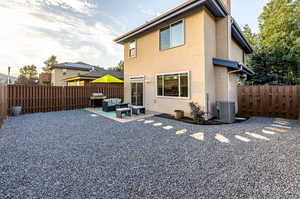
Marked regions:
[43,0,96,15]
[0,0,123,75]
[138,5,161,18]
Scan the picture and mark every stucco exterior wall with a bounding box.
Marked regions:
[216,17,231,60]
[51,69,85,86]
[124,7,206,116]
[229,73,239,112]
[231,40,244,64]
[214,67,229,102]
[203,10,216,117]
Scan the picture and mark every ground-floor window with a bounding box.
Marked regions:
[156,72,189,98]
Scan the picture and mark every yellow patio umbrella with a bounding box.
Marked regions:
[91,74,124,83]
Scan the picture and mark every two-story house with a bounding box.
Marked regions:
[50,62,124,87]
[115,0,253,118]
[50,62,96,86]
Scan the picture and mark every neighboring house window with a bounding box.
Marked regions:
[157,72,189,98]
[160,20,184,50]
[129,40,137,58]
[62,69,67,76]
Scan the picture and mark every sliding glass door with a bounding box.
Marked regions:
[131,82,143,106]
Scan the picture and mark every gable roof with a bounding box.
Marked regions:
[51,62,96,71]
[114,0,253,54]
[80,68,124,79]
[63,68,124,82]
[114,0,227,44]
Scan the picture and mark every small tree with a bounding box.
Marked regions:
[108,60,124,71]
[43,55,58,73]
[116,60,124,72]
[17,65,38,85]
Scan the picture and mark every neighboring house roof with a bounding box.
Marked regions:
[114,0,253,54]
[63,68,124,82]
[80,69,124,80]
[0,73,17,82]
[213,58,254,76]
[51,62,96,71]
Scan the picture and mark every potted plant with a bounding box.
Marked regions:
[174,110,184,120]
[189,102,206,124]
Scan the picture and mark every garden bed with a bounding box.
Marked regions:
[155,114,249,125]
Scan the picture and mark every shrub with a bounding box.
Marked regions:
[189,102,206,124]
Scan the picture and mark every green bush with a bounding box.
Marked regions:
[189,102,206,124]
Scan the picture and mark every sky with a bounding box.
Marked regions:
[0,0,269,76]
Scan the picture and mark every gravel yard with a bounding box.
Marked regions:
[0,110,299,198]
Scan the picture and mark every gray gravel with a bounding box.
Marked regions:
[0,110,299,199]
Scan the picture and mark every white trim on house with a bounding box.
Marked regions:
[129,75,145,106]
[129,75,145,82]
[128,40,137,58]
[155,71,190,99]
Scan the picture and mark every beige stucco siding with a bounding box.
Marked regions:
[216,16,231,60]
[203,10,216,117]
[231,40,244,64]
[124,8,206,116]
[51,69,85,86]
[214,67,229,101]
[229,73,239,112]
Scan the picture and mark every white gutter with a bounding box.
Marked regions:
[227,64,243,121]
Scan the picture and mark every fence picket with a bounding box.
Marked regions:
[238,85,300,119]
[6,85,123,115]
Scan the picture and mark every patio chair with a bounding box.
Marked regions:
[102,98,122,112]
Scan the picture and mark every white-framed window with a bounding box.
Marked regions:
[160,20,185,50]
[156,71,189,98]
[129,40,137,58]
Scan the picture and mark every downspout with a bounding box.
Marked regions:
[227,64,243,121]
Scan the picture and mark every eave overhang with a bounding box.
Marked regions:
[50,66,91,71]
[231,21,253,54]
[213,58,254,76]
[114,0,228,44]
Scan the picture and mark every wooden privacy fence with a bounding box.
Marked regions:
[8,85,124,114]
[238,85,300,119]
[0,85,8,127]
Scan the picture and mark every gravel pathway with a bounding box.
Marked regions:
[0,110,299,198]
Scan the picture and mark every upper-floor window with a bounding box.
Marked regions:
[160,20,184,50]
[129,40,137,58]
